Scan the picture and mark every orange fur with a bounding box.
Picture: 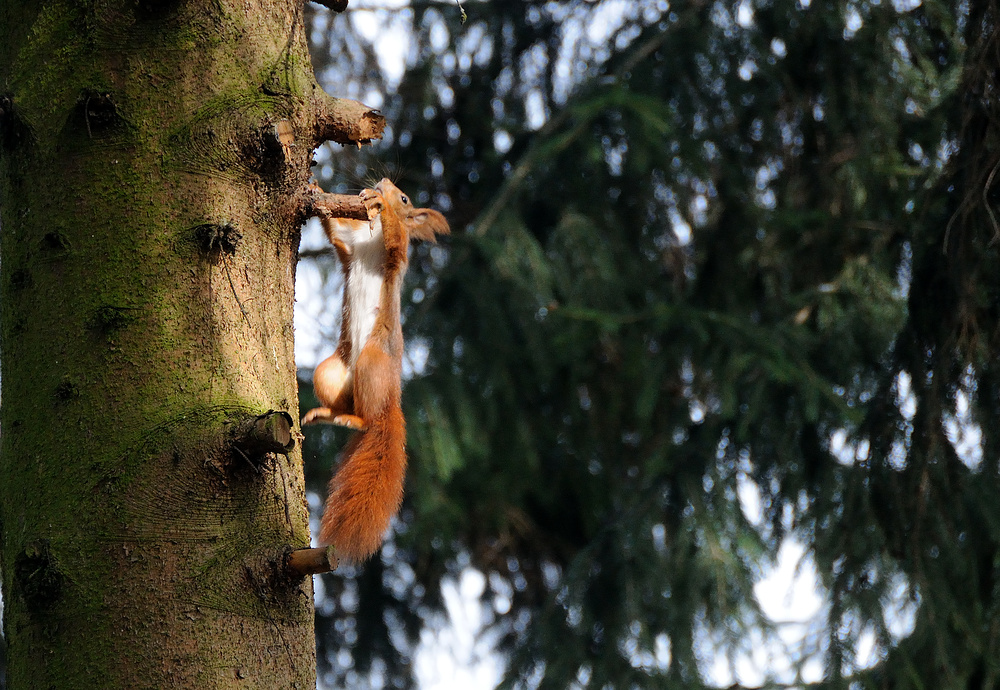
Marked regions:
[304,179,449,562]
[319,395,406,560]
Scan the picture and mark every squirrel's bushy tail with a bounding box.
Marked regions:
[318,405,407,562]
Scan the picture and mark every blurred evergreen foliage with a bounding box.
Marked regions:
[300,1,1000,687]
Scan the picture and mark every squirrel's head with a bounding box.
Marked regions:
[375,178,451,243]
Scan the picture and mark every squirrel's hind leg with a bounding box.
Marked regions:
[303,352,353,425]
[331,414,367,430]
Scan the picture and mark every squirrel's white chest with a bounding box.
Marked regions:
[345,217,385,365]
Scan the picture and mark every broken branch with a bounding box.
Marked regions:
[287,545,338,575]
[311,96,384,147]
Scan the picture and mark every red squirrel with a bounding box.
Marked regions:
[303,179,449,562]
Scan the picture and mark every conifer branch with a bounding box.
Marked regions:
[473,27,674,237]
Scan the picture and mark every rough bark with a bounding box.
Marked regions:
[0,1,382,687]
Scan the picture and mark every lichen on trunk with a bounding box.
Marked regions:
[0,1,382,687]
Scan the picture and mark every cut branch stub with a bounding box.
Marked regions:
[311,191,368,221]
[266,119,296,165]
[286,545,338,576]
[76,90,121,137]
[194,222,241,256]
[0,95,32,153]
[285,185,367,230]
[232,410,295,462]
[312,96,384,147]
[14,540,63,608]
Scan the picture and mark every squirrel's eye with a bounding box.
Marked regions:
[401,195,410,205]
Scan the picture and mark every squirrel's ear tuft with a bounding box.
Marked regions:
[407,208,451,243]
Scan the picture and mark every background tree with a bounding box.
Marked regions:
[300,1,1000,688]
[0,1,378,687]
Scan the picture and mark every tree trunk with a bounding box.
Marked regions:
[0,1,381,687]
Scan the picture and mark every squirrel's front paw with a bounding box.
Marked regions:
[359,188,384,221]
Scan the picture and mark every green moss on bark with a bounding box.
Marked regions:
[0,0,325,687]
